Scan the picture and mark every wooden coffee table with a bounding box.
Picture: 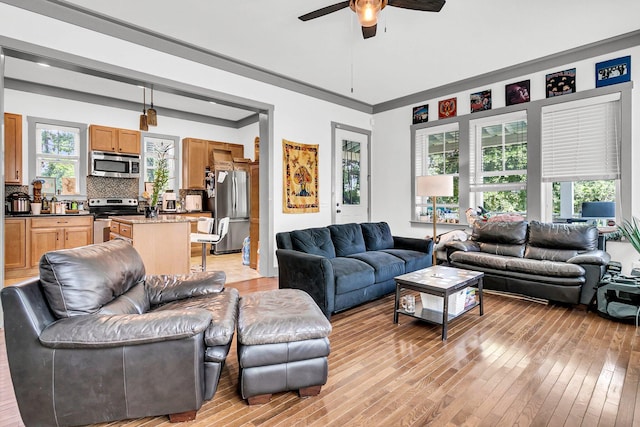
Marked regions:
[394,265,484,340]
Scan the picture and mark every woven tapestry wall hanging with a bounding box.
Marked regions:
[282,139,319,213]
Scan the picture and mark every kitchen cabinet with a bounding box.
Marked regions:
[4,113,23,184]
[182,138,246,189]
[109,216,192,275]
[5,219,27,271]
[89,124,141,154]
[29,216,93,268]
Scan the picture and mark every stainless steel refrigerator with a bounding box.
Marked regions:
[213,169,250,254]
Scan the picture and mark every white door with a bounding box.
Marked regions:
[333,124,370,224]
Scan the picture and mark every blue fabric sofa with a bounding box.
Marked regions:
[276,222,433,319]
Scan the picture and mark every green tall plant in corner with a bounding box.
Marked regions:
[618,216,640,256]
[149,144,170,208]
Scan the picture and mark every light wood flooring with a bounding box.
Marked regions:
[2,265,640,426]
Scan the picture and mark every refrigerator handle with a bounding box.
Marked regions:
[233,172,238,215]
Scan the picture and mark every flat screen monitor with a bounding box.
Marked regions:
[581,201,615,218]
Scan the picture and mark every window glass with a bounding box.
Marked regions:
[35,123,81,195]
[141,134,180,196]
[342,140,361,205]
[415,126,459,223]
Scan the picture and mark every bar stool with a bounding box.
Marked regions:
[190,217,229,271]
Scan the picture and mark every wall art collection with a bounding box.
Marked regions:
[411,55,630,122]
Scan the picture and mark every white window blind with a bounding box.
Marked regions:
[541,94,621,182]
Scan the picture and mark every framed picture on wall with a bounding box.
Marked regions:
[38,176,56,196]
[546,68,576,97]
[595,56,631,87]
[470,90,492,113]
[412,104,429,124]
[505,80,530,106]
[438,97,457,119]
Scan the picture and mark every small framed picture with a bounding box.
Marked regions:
[38,176,56,195]
[144,181,154,194]
[412,104,429,124]
[505,80,530,106]
[470,90,492,113]
[438,97,457,119]
[596,56,631,87]
[546,68,576,98]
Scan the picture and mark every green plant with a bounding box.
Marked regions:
[618,217,640,255]
[143,144,170,208]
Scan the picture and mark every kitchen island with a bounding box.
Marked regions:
[109,215,196,275]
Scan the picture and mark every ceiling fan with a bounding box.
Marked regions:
[299,0,446,39]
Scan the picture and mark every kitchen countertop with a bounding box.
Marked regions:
[5,211,93,218]
[109,214,198,224]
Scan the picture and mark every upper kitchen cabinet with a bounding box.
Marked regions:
[182,138,209,189]
[89,124,141,154]
[4,113,23,184]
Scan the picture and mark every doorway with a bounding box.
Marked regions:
[331,122,371,224]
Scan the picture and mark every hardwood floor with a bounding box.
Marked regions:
[2,271,640,426]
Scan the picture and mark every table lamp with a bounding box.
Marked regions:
[416,175,454,265]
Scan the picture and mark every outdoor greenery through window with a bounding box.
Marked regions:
[415,125,459,222]
[142,135,178,197]
[35,123,81,195]
[471,115,528,215]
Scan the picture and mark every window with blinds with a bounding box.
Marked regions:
[541,93,621,182]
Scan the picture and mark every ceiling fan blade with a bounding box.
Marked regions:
[387,0,446,12]
[362,24,377,39]
[298,1,351,21]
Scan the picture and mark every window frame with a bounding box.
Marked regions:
[27,116,88,199]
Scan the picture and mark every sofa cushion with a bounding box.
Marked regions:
[449,251,510,270]
[382,248,432,272]
[505,258,586,278]
[524,246,578,262]
[290,227,336,258]
[349,251,405,282]
[472,221,528,245]
[39,239,146,318]
[360,222,394,251]
[97,282,150,315]
[328,257,375,294]
[527,221,598,251]
[478,242,525,258]
[329,223,367,257]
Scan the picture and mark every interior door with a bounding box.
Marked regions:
[333,124,370,224]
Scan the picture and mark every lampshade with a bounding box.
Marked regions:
[355,0,383,27]
[416,175,454,197]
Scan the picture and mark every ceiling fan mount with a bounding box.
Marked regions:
[299,0,446,39]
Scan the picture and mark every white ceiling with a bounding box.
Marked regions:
[4,0,640,120]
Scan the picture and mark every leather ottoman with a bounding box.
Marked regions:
[237,288,332,404]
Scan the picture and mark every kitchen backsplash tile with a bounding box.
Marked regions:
[86,176,139,199]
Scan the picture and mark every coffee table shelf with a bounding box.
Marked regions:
[394,265,484,341]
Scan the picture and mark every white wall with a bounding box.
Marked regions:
[372,46,640,270]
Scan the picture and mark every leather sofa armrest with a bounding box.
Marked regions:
[276,249,335,318]
[146,271,226,305]
[568,250,611,266]
[392,236,433,254]
[39,309,212,349]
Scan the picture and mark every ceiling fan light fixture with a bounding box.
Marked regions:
[355,0,382,27]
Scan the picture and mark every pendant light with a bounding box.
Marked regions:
[354,0,383,27]
[139,87,148,131]
[147,86,157,126]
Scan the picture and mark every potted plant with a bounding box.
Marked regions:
[619,216,640,255]
[142,144,170,218]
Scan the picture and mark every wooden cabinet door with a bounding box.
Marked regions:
[117,128,141,154]
[4,113,23,184]
[182,138,208,189]
[90,125,117,152]
[5,219,27,269]
[64,227,92,249]
[30,228,60,267]
[249,162,260,269]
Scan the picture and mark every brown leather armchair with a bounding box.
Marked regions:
[1,239,238,426]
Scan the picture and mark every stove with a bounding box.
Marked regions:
[88,198,143,219]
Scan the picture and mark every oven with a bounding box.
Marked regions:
[89,198,143,243]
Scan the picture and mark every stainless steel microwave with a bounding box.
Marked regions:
[90,151,141,178]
